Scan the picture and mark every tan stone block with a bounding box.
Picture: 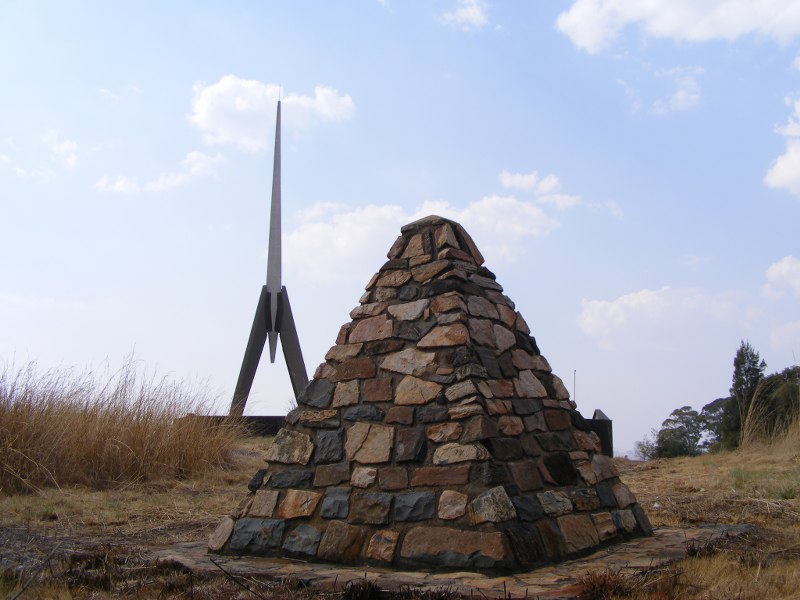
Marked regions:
[332,380,360,408]
[430,293,466,313]
[350,466,378,488]
[401,233,425,258]
[427,422,462,443]
[325,343,363,362]
[444,379,478,401]
[345,422,394,464]
[434,223,459,249]
[349,315,393,343]
[612,482,637,508]
[376,270,412,287]
[592,455,619,481]
[264,429,314,465]
[418,323,469,348]
[411,260,449,283]
[514,370,548,398]
[366,530,399,562]
[380,348,435,376]
[494,324,516,353]
[448,402,484,420]
[349,301,389,319]
[575,461,597,485]
[591,512,617,541]
[468,486,517,524]
[208,517,235,551]
[276,489,322,519]
[433,442,489,464]
[388,298,429,321]
[395,375,441,405]
[249,490,280,517]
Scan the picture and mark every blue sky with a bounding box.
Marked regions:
[2,0,799,454]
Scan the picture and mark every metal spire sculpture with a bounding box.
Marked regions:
[229,101,309,418]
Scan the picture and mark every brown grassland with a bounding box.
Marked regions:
[1,362,799,599]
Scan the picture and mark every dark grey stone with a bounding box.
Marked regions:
[511,398,543,416]
[471,462,510,486]
[485,438,523,461]
[511,494,546,521]
[315,430,343,464]
[281,524,322,557]
[395,319,435,341]
[394,427,427,462]
[474,346,503,379]
[416,405,448,423]
[498,353,517,378]
[269,469,313,489]
[596,481,617,508]
[397,284,421,301]
[632,503,654,535]
[520,434,543,457]
[300,379,335,409]
[393,491,435,521]
[320,487,350,519]
[571,410,589,430]
[343,404,385,422]
[228,518,286,552]
[504,523,548,566]
[536,431,575,452]
[247,468,268,492]
[543,452,578,485]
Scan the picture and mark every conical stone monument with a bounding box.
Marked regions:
[209,215,652,572]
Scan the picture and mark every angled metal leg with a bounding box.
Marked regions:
[229,286,271,418]
[276,286,309,399]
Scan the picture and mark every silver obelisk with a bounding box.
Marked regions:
[229,101,309,418]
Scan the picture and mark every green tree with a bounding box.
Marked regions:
[719,340,766,449]
[635,406,704,459]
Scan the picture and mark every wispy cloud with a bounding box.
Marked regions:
[144,151,225,192]
[764,255,800,298]
[441,0,488,32]
[765,97,800,196]
[188,76,355,152]
[44,130,79,169]
[95,175,139,194]
[651,67,704,115]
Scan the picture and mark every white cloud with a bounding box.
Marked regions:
[144,151,225,192]
[286,195,559,283]
[44,130,79,169]
[0,154,9,163]
[765,98,800,195]
[442,0,488,31]
[765,255,800,297]
[651,67,703,115]
[770,320,800,349]
[557,0,800,54]
[578,286,735,346]
[499,169,583,210]
[188,76,355,152]
[12,165,54,183]
[95,175,139,194]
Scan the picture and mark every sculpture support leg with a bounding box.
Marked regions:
[277,286,309,399]
[229,286,270,418]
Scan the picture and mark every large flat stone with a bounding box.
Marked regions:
[249,490,280,518]
[400,527,512,569]
[388,299,430,321]
[264,429,314,465]
[557,513,600,554]
[460,415,499,442]
[385,406,414,424]
[433,442,489,464]
[426,422,462,442]
[380,348,436,376]
[331,358,377,381]
[325,343,363,362]
[468,318,495,347]
[410,464,470,486]
[345,422,394,463]
[208,517,235,551]
[514,370,548,398]
[366,530,399,563]
[282,524,321,557]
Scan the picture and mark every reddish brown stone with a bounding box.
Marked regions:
[487,379,514,398]
[331,380,360,408]
[411,260,449,283]
[498,416,524,436]
[508,460,544,492]
[331,358,377,381]
[317,520,365,563]
[366,529,399,562]
[401,233,425,258]
[336,323,351,345]
[400,527,511,569]
[591,512,617,541]
[612,482,637,508]
[468,318,495,347]
[276,489,321,519]
[496,303,516,327]
[485,399,512,415]
[574,430,603,453]
[384,406,414,425]
[363,377,392,402]
[349,492,392,524]
[460,415,499,442]
[418,323,469,348]
[349,315,393,343]
[387,235,407,259]
[435,223,458,249]
[557,513,600,554]
[378,467,408,490]
[430,293,466,313]
[494,324,516,353]
[438,490,467,520]
[314,463,350,487]
[437,247,473,262]
[410,464,470,486]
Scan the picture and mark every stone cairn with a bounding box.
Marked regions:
[209,215,652,572]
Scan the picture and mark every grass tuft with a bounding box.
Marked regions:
[0,358,244,493]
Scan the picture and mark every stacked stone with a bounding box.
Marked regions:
[209,215,652,572]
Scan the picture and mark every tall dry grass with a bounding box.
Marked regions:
[0,359,244,494]
[741,376,800,450]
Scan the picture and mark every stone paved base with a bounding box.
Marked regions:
[150,525,749,599]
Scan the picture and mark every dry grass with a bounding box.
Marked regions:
[0,359,244,494]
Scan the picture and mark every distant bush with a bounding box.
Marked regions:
[0,358,243,493]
